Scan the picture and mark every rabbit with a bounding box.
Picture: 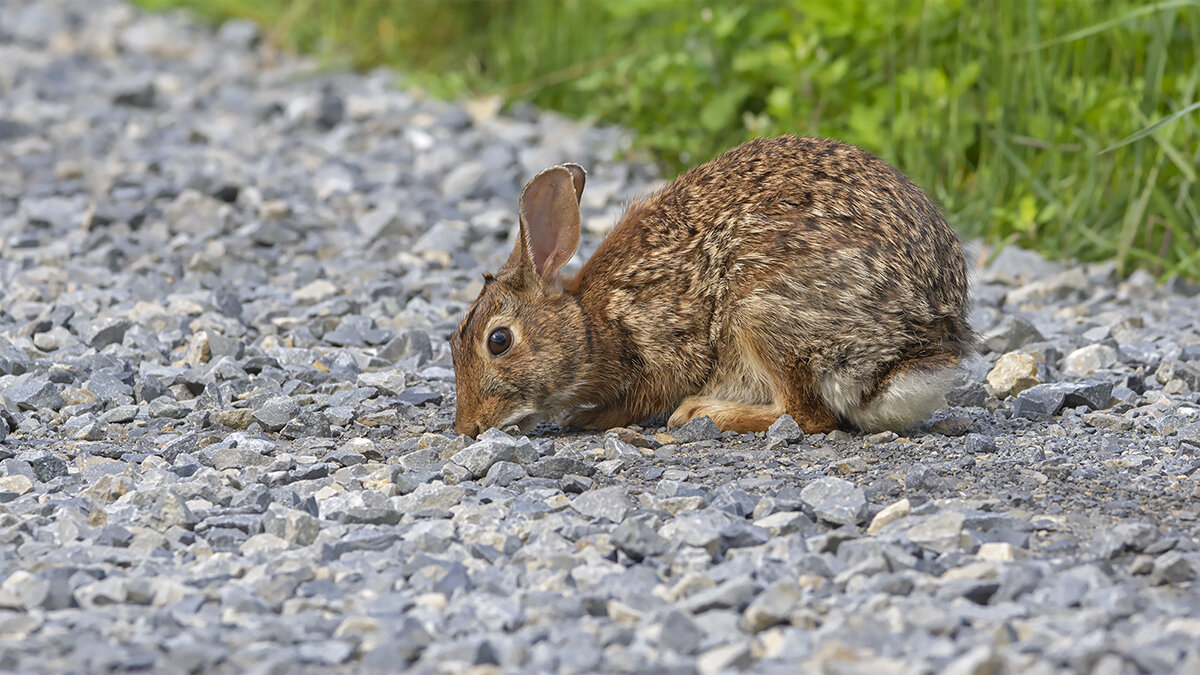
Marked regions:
[450,135,975,438]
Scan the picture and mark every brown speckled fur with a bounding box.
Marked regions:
[451,135,975,437]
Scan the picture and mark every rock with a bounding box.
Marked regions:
[355,371,406,396]
[866,430,898,444]
[146,490,197,531]
[799,477,868,525]
[570,487,631,522]
[113,79,156,108]
[1061,380,1113,410]
[216,17,259,47]
[212,445,267,470]
[0,475,33,495]
[253,396,300,431]
[1151,552,1196,585]
[0,571,50,610]
[84,318,132,349]
[1062,344,1118,378]
[1013,381,1113,418]
[612,518,670,562]
[22,452,69,482]
[207,332,245,360]
[986,352,1041,398]
[671,415,722,443]
[905,463,949,494]
[263,506,321,546]
[753,511,812,537]
[696,641,753,675]
[240,533,290,555]
[5,379,64,411]
[983,315,1045,353]
[867,498,911,535]
[293,280,340,303]
[1156,359,1200,391]
[964,434,997,454]
[559,473,594,494]
[977,542,1016,562]
[659,610,703,655]
[527,457,595,479]
[907,511,967,553]
[448,439,516,479]
[74,577,127,609]
[681,578,757,613]
[741,578,802,633]
[1012,383,1068,418]
[441,462,471,485]
[767,414,804,443]
[928,416,971,436]
[831,456,868,475]
[316,88,345,130]
[1083,412,1133,431]
[482,461,526,487]
[943,646,1005,675]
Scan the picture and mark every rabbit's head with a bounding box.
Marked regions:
[450,163,589,437]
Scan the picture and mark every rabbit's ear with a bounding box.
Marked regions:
[513,164,584,279]
[560,163,586,204]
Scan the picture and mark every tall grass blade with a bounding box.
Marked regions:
[1021,0,1200,51]
[1100,100,1200,155]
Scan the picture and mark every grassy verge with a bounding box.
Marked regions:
[135,0,1200,280]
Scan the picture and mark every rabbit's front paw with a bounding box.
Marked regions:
[668,396,782,434]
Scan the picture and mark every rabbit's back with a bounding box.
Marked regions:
[571,135,972,424]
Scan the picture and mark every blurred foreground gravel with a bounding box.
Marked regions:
[2,2,1199,673]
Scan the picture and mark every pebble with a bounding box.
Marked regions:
[800,477,868,525]
[0,1,1195,672]
[767,414,804,443]
[671,415,723,443]
[986,351,1041,398]
[1062,344,1119,378]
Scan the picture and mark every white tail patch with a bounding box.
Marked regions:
[839,367,961,432]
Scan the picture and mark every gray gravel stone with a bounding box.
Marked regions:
[212,445,267,470]
[659,609,704,655]
[906,511,967,553]
[253,396,299,431]
[570,486,632,522]
[5,379,64,411]
[527,456,595,478]
[906,463,950,494]
[84,318,132,349]
[612,517,670,562]
[800,477,868,525]
[1151,552,1197,585]
[767,414,804,443]
[449,438,516,479]
[0,2,1197,672]
[672,415,722,443]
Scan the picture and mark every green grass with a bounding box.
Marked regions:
[135,0,1200,281]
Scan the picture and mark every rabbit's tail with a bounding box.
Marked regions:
[825,355,965,433]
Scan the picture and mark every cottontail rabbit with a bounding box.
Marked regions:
[450,135,974,437]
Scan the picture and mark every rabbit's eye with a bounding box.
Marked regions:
[488,327,513,356]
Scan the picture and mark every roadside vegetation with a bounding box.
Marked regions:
[135,0,1200,280]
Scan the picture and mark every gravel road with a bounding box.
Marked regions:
[2,1,1199,673]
